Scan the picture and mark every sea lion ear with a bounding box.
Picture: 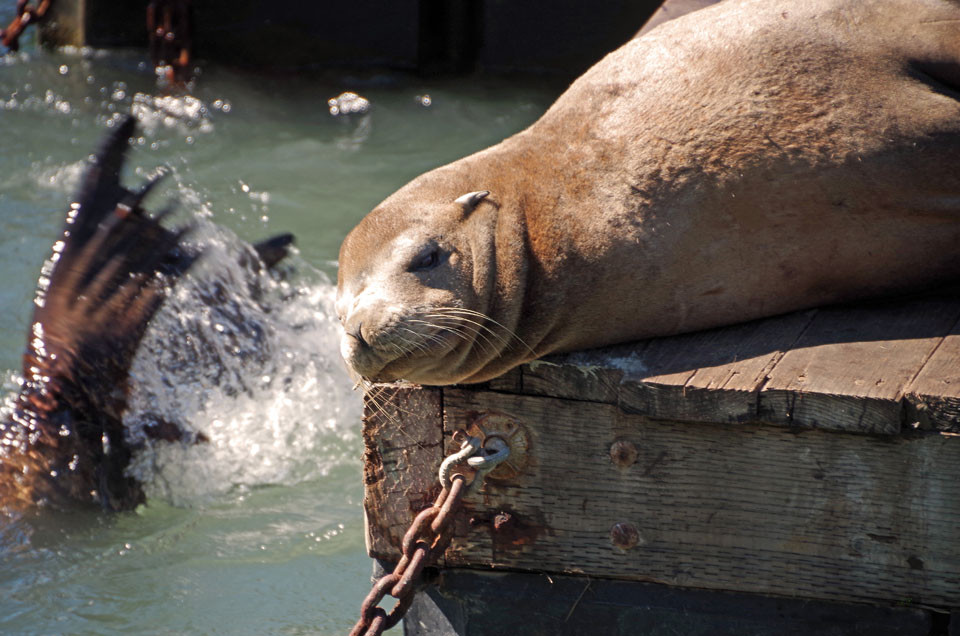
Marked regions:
[454,190,490,214]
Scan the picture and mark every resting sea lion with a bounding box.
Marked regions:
[337,0,960,386]
[0,117,294,512]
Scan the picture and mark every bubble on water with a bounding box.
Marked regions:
[131,92,215,137]
[327,92,370,116]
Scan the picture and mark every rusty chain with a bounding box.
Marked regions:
[348,474,467,636]
[1,0,52,52]
[1,0,192,88]
[348,430,511,636]
[146,0,192,86]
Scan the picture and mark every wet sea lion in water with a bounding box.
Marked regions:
[337,0,960,386]
[0,117,294,512]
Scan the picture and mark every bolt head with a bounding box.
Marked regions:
[609,440,638,467]
[493,512,513,530]
[610,522,641,550]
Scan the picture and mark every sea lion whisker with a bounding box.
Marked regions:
[424,318,502,356]
[389,341,417,357]
[362,383,423,430]
[441,323,495,356]
[422,312,510,352]
[395,326,439,353]
[364,387,398,426]
[363,382,392,416]
[420,313,503,356]
[393,331,432,355]
[407,319,474,345]
[429,308,525,348]
[430,307,536,355]
[402,320,468,349]
[413,315,494,355]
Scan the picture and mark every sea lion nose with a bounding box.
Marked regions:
[342,312,368,348]
[352,322,368,347]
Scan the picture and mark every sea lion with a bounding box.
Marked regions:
[337,0,960,386]
[0,117,294,512]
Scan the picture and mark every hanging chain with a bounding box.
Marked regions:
[348,430,510,636]
[1,0,53,52]
[146,0,192,87]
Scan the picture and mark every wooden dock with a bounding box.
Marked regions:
[37,0,667,75]
[361,288,960,635]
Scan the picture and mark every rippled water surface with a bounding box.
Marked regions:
[0,19,558,635]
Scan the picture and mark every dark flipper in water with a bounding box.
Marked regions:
[0,116,200,512]
[253,233,295,270]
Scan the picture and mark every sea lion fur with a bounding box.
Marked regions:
[0,118,295,512]
[337,0,960,385]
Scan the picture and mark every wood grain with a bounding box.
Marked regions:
[758,296,960,434]
[618,311,815,424]
[474,294,960,435]
[437,389,960,608]
[903,317,960,433]
[362,384,443,560]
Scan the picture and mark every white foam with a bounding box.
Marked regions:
[124,222,361,506]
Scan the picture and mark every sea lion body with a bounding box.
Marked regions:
[0,119,294,512]
[337,0,960,386]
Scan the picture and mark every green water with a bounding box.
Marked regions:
[0,22,559,635]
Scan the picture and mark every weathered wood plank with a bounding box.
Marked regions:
[405,568,934,636]
[520,346,634,405]
[437,389,960,608]
[617,310,815,424]
[361,385,443,561]
[483,367,523,394]
[513,310,814,424]
[903,314,960,433]
[758,296,960,434]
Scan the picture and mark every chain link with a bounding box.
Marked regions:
[349,429,514,636]
[349,474,467,636]
[1,0,192,89]
[1,0,53,53]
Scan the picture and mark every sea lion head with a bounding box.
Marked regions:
[337,183,501,385]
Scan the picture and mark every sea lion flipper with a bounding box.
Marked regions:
[66,116,138,253]
[123,167,169,212]
[252,232,295,270]
[4,117,201,510]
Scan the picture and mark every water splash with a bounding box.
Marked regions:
[33,160,87,194]
[130,92,216,136]
[123,222,361,506]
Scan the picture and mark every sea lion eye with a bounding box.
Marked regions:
[409,246,440,272]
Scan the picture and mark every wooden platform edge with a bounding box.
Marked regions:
[361,384,960,610]
[484,293,960,435]
[361,384,443,561]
